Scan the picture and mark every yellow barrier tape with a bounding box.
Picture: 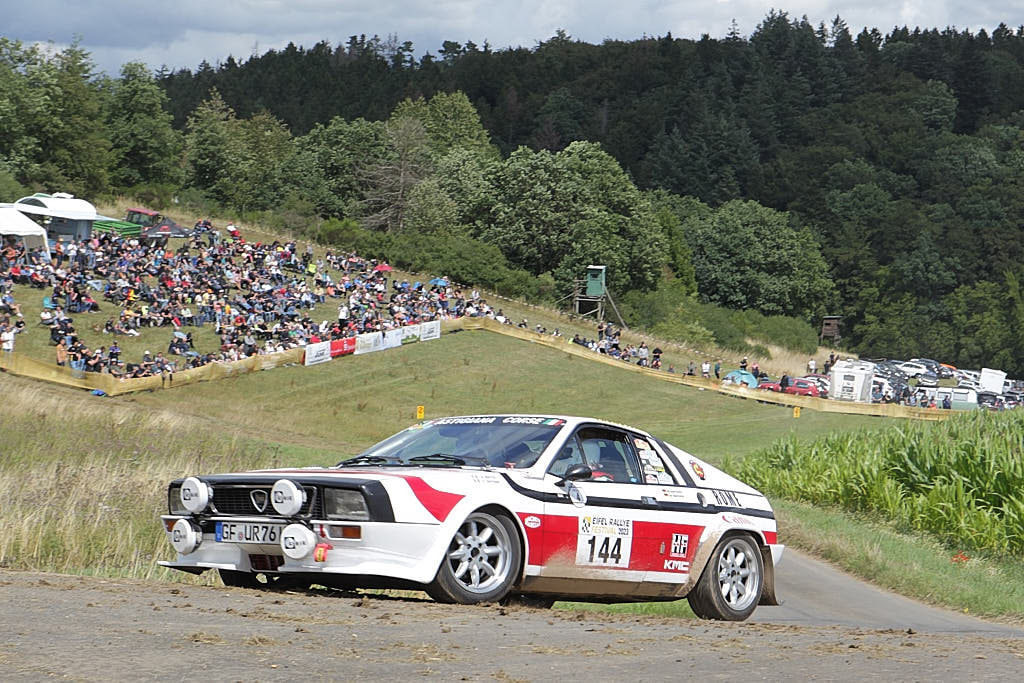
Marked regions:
[0,347,304,396]
[0,316,952,420]
[457,318,952,421]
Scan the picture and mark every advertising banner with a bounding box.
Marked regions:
[303,341,332,366]
[419,320,441,341]
[330,337,356,357]
[354,332,384,355]
[400,323,422,344]
[382,328,403,350]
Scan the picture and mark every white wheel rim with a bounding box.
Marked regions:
[716,538,760,612]
[445,513,513,594]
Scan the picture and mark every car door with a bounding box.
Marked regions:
[539,425,663,584]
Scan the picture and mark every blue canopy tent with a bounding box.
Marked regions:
[723,370,759,388]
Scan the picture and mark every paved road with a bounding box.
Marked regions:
[751,548,1021,634]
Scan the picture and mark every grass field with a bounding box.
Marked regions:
[8,327,1024,621]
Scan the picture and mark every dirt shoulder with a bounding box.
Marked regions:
[1,569,1022,681]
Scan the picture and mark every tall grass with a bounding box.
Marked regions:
[0,380,288,580]
[728,409,1024,556]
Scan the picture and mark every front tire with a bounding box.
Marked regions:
[426,510,521,604]
[688,535,763,621]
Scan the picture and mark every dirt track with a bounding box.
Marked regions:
[2,569,1022,681]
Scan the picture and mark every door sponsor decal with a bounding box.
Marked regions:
[708,489,741,507]
[576,516,632,567]
[566,482,587,507]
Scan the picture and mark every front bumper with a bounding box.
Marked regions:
[160,515,446,584]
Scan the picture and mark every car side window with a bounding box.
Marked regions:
[547,438,585,477]
[632,435,678,485]
[574,427,642,483]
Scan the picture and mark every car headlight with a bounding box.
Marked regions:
[168,484,188,515]
[324,488,370,521]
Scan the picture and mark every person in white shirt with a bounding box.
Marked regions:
[0,324,14,352]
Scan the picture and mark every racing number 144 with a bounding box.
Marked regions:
[576,534,632,567]
[586,535,622,564]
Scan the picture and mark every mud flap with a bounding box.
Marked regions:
[758,546,781,606]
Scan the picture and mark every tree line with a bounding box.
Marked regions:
[4,11,1024,371]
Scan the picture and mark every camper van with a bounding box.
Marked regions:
[829,359,875,403]
[917,386,978,410]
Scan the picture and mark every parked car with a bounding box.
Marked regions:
[160,415,783,621]
[977,392,1005,411]
[785,378,821,397]
[896,361,930,378]
[799,374,830,397]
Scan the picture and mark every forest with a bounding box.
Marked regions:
[3,11,1024,371]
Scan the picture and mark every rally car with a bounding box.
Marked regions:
[161,415,783,620]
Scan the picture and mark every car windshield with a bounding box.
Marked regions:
[337,417,565,469]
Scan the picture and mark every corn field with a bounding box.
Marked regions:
[729,410,1024,555]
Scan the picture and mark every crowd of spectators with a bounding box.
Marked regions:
[1,222,496,379]
[570,322,663,369]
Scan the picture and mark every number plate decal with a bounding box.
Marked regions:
[576,516,632,567]
[215,521,284,544]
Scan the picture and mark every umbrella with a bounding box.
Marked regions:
[173,331,188,339]
[373,263,393,272]
[428,277,448,286]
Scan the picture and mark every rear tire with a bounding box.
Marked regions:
[688,535,763,621]
[426,511,521,604]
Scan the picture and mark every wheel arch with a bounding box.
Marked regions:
[471,503,529,585]
[689,527,778,607]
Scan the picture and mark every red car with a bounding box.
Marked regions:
[756,377,820,397]
[785,378,821,397]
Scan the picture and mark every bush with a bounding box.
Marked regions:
[620,280,817,355]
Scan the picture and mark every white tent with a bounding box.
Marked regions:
[13,193,98,242]
[0,206,52,261]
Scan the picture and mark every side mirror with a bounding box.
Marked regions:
[556,463,592,487]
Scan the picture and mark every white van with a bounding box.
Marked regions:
[919,386,977,410]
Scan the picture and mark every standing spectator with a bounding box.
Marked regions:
[780,373,790,391]
[55,338,68,366]
[714,359,721,379]
[807,358,817,374]
[1,322,14,352]
[942,395,952,410]
[751,360,760,377]
[740,356,748,372]
[687,360,696,376]
[701,360,711,378]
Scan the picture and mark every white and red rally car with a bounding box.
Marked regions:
[161,415,783,620]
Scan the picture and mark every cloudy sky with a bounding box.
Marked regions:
[5,1,1018,76]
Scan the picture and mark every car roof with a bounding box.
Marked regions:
[427,414,650,436]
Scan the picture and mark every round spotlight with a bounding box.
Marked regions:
[281,524,317,560]
[170,518,202,554]
[271,479,306,516]
[180,477,211,513]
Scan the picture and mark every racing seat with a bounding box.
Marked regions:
[595,445,630,482]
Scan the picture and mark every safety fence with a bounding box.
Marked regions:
[0,320,445,397]
[457,317,952,422]
[2,316,950,420]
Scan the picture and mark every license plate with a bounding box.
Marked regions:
[215,522,284,544]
